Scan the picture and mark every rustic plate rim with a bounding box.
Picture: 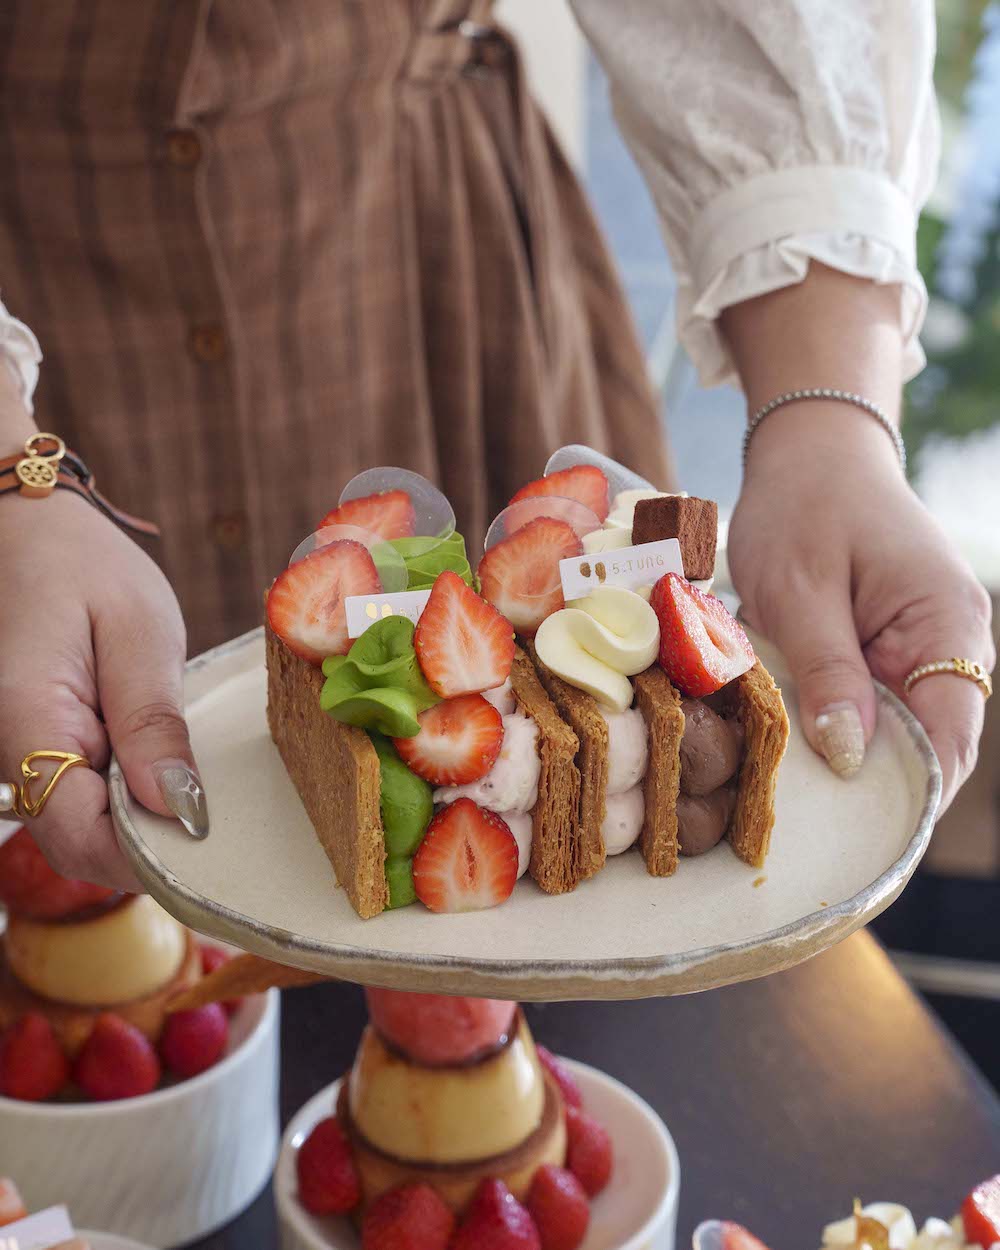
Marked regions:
[110,628,941,1000]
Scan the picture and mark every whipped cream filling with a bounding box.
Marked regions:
[482,677,516,716]
[498,810,533,879]
[822,1205,979,1250]
[602,786,645,855]
[602,706,649,794]
[434,711,540,814]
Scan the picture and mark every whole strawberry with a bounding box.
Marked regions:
[0,828,116,920]
[297,1116,361,1216]
[199,945,242,1015]
[74,1013,161,1101]
[535,1046,583,1109]
[160,1003,229,1078]
[361,1182,454,1249]
[527,1165,590,1250]
[453,1178,541,1250]
[565,1106,613,1197]
[0,1013,70,1102]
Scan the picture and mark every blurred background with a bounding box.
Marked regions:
[500,0,1000,1088]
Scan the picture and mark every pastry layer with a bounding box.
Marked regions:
[3,895,186,1006]
[633,666,686,876]
[339,1068,566,1215]
[0,930,200,1057]
[711,661,790,867]
[510,647,581,896]
[266,624,388,919]
[348,1012,544,1164]
[526,639,608,881]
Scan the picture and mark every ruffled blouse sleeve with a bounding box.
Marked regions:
[570,0,940,386]
[0,297,42,411]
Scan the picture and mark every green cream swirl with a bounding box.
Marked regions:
[320,615,439,739]
[390,531,474,589]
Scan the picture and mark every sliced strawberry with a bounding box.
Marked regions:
[394,694,504,785]
[318,489,416,540]
[413,798,519,913]
[267,539,381,664]
[963,1176,1000,1249]
[510,466,610,522]
[477,518,582,637]
[650,572,755,697]
[414,570,514,697]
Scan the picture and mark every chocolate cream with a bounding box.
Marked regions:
[677,698,744,856]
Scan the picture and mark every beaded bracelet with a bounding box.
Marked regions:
[743,388,906,472]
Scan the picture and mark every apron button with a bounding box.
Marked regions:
[211,512,246,550]
[166,128,202,167]
[190,323,227,363]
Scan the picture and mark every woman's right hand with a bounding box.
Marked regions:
[0,488,200,889]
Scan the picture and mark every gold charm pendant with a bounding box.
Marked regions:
[15,433,66,499]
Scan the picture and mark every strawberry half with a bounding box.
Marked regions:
[413,798,519,913]
[267,539,381,664]
[477,517,582,637]
[414,570,515,697]
[963,1175,1000,1249]
[510,465,610,522]
[394,694,504,785]
[318,489,416,540]
[650,572,755,697]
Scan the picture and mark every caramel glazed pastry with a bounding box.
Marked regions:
[0,894,200,1056]
[339,1008,566,1215]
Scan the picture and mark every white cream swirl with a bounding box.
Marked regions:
[534,585,659,714]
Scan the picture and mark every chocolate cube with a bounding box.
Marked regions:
[632,495,718,580]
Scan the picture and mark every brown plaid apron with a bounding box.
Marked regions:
[0,0,673,655]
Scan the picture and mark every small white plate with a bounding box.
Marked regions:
[111,628,940,1001]
[274,1062,680,1250]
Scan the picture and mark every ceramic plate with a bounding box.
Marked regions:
[82,1236,156,1250]
[273,1063,680,1250]
[111,628,940,1000]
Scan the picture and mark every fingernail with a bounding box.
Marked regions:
[153,760,209,839]
[815,702,865,778]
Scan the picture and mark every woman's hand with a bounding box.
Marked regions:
[0,488,202,888]
[729,404,994,812]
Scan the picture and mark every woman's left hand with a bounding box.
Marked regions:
[728,402,995,814]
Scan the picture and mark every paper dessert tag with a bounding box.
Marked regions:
[345,589,433,638]
[0,1206,74,1249]
[559,538,684,600]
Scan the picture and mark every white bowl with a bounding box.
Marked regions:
[275,1060,680,1250]
[81,1235,157,1250]
[0,990,280,1248]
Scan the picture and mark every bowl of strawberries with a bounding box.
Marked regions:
[0,826,280,1248]
[274,1049,679,1250]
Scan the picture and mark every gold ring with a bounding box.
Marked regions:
[903,658,993,701]
[0,751,90,819]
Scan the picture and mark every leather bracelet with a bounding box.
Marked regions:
[0,433,160,539]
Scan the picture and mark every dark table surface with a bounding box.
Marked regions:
[192,931,1000,1250]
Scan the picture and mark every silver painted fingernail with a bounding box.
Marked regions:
[153,760,209,838]
[815,702,865,778]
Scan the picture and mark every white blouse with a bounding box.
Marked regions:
[571,0,938,386]
[1,0,938,408]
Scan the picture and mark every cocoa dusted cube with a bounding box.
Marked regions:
[632,495,718,580]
